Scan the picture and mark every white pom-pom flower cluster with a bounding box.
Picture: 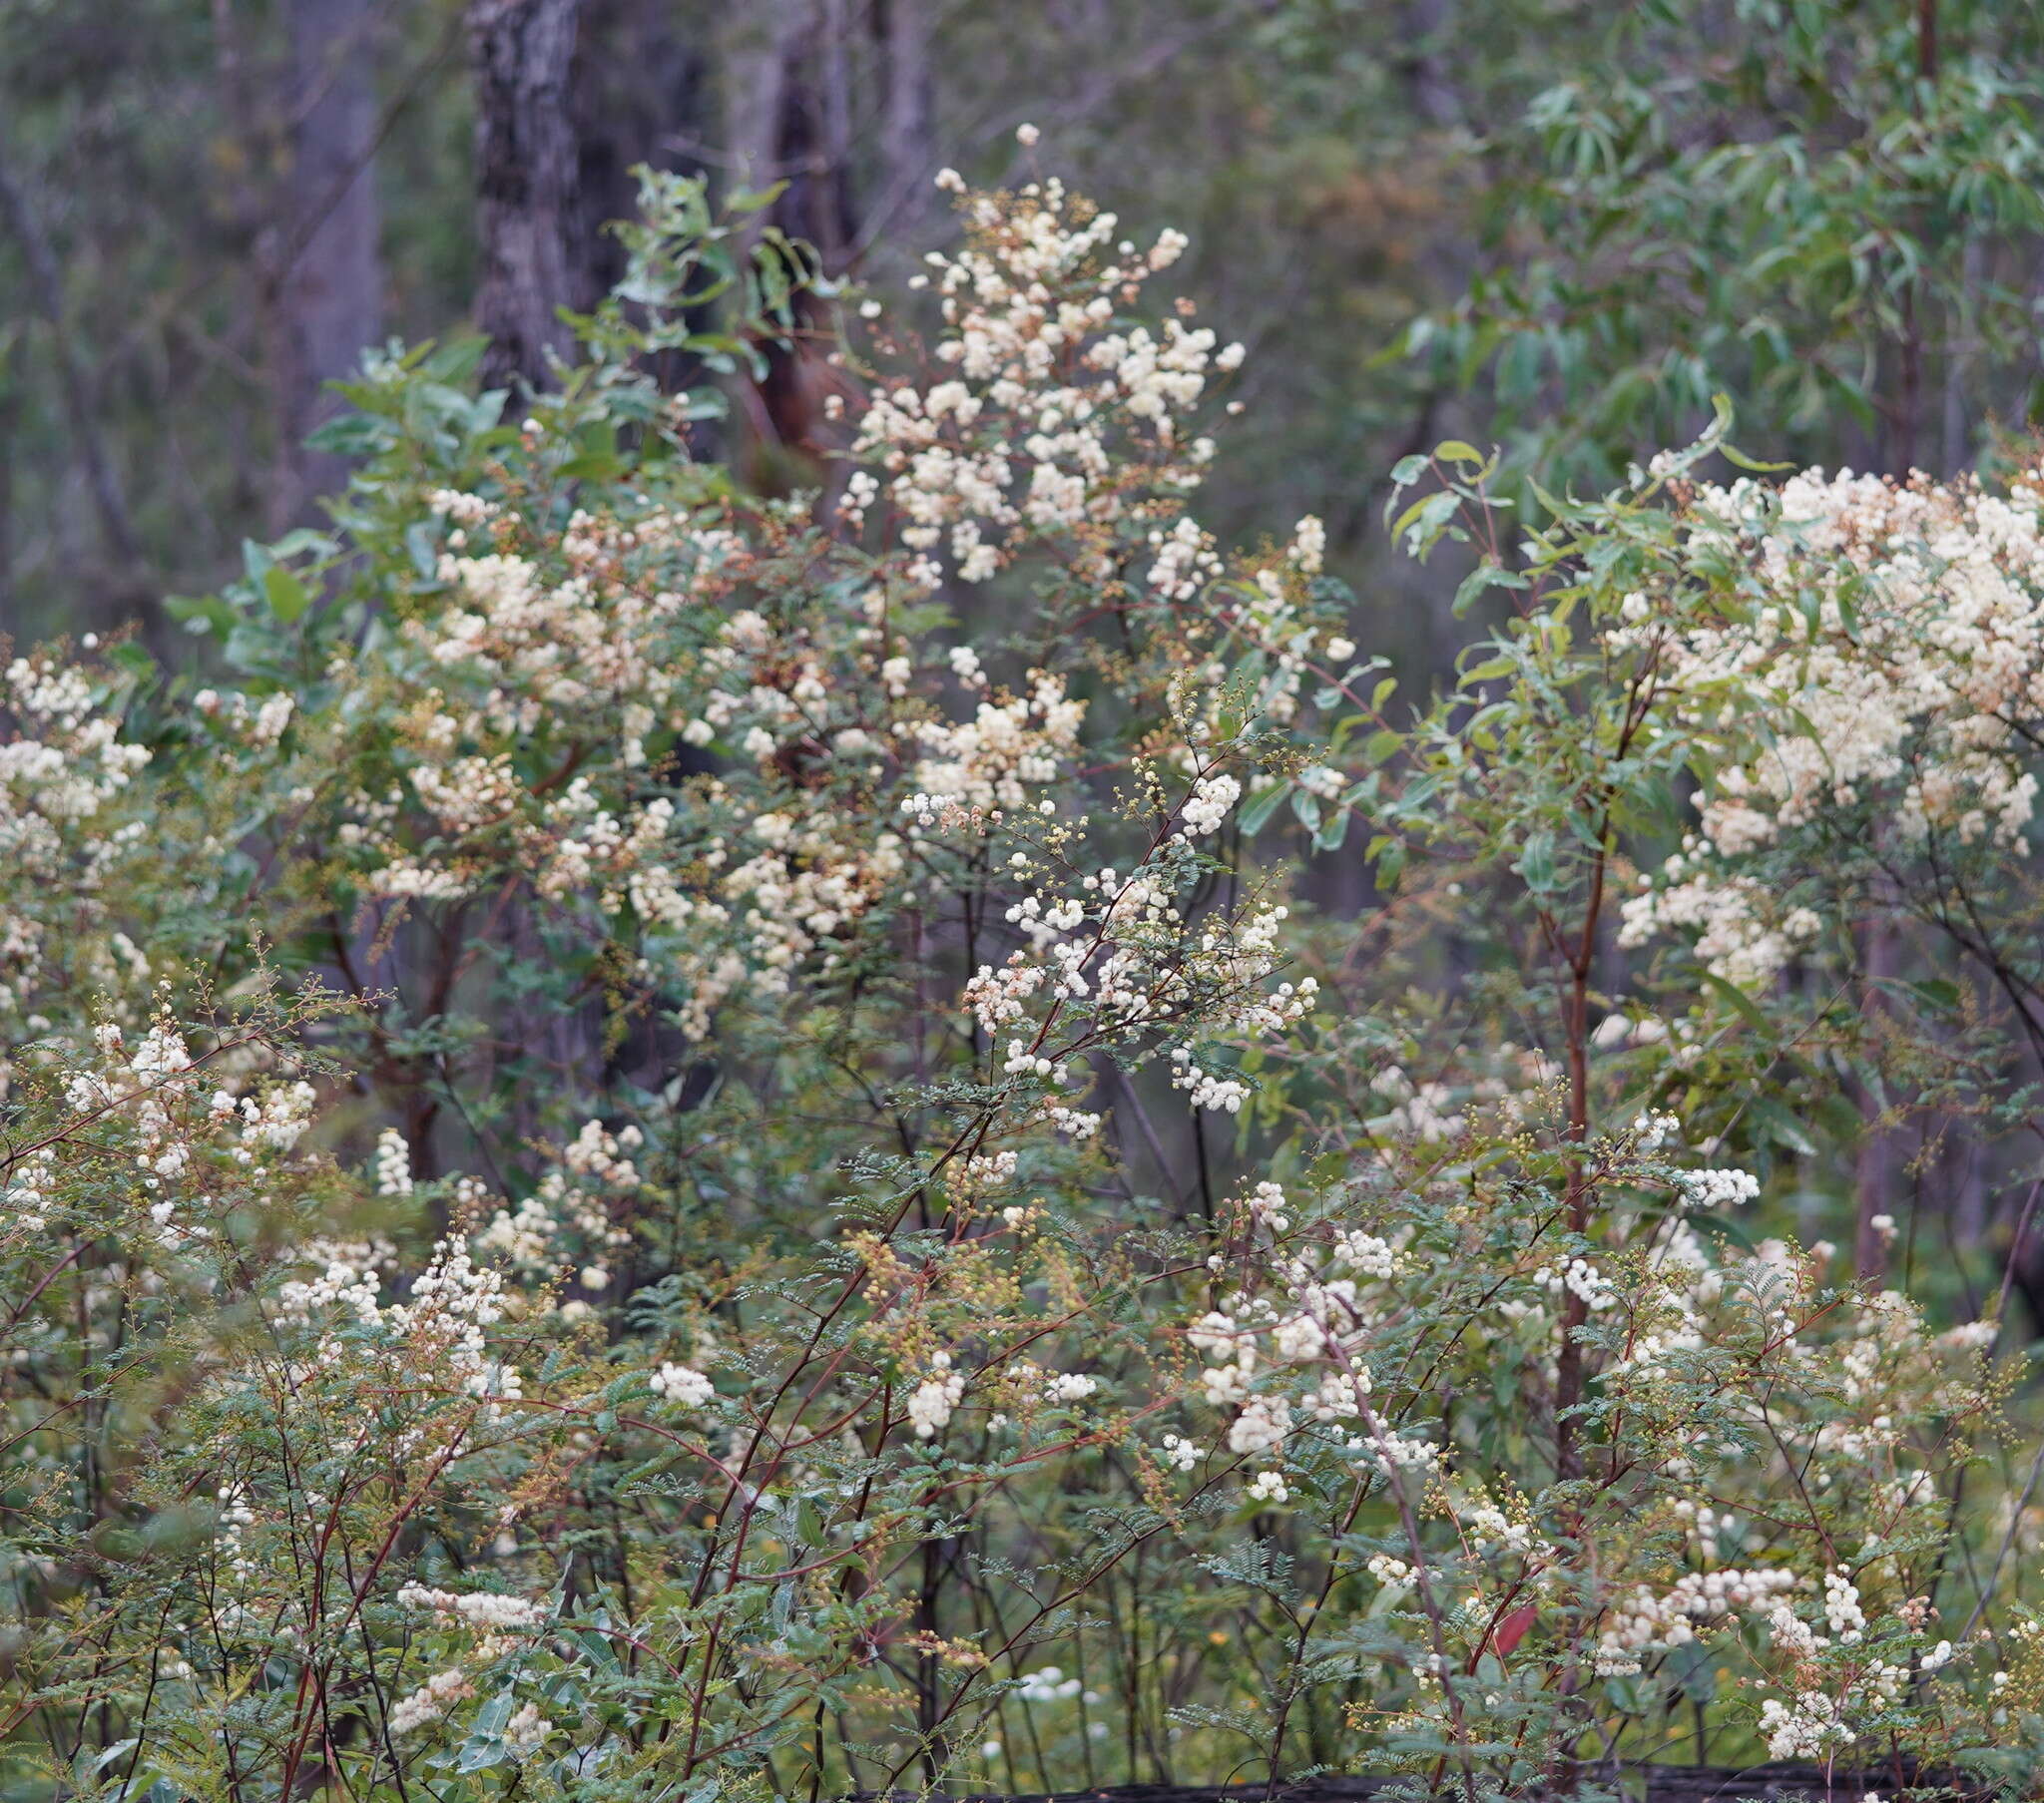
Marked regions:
[1620,459,2044,987]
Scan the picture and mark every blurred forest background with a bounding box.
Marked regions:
[8,0,2044,671]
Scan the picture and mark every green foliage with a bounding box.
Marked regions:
[1421,0,2044,489]
[2,154,2044,1803]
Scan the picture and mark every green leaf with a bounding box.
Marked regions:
[1434,439,1491,472]
[795,1496,826,1548]
[1686,1210,1759,1255]
[1452,559,1526,617]
[454,1738,508,1774]
[405,520,441,580]
[1390,489,1461,558]
[558,450,627,482]
[164,593,238,639]
[1751,1096,1817,1157]
[727,181,790,214]
[454,1691,516,1771]
[1701,970,1773,1030]
[1665,1638,1718,1702]
[1910,978,1960,1012]
[1515,829,1556,892]
[1601,1674,1646,1713]
[1238,781,1291,835]
[302,413,388,455]
[268,527,332,560]
[89,1739,139,1776]
[1461,654,1516,683]
[1361,728,1403,768]
[107,642,155,680]
[262,565,309,624]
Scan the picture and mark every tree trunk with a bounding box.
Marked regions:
[727,0,858,469]
[469,0,584,392]
[279,0,384,526]
[871,0,934,247]
[570,0,708,310]
[0,336,18,622]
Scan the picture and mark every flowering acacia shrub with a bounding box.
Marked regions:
[1614,461,2044,990]
[2,149,2043,1801]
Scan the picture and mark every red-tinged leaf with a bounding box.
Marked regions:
[1492,1604,1537,1657]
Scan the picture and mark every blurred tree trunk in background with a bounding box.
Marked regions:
[571,0,715,425]
[0,143,144,587]
[277,0,384,527]
[469,0,583,391]
[466,0,584,1161]
[727,0,848,463]
[727,0,933,472]
[571,0,707,308]
[872,0,933,250]
[0,339,18,620]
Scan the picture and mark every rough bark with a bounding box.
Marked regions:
[279,0,385,524]
[469,0,584,392]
